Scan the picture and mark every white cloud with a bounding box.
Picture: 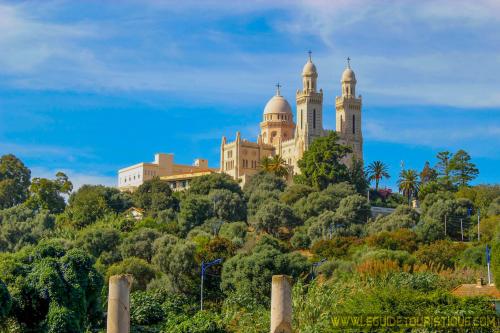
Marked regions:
[363,118,500,157]
[0,142,94,160]
[30,167,116,190]
[0,0,499,109]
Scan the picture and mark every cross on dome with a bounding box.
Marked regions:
[308,50,312,61]
[275,82,281,96]
[347,57,351,68]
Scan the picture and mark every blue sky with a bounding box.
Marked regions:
[0,0,499,190]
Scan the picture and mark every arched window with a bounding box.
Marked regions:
[340,115,343,132]
[300,110,303,129]
[352,115,355,134]
[313,109,316,129]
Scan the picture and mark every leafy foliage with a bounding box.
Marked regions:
[0,154,31,209]
[65,185,131,228]
[296,131,351,190]
[133,178,179,215]
[26,172,73,214]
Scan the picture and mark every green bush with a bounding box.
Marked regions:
[130,291,165,326]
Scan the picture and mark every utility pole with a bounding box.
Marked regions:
[460,218,464,241]
[477,209,481,242]
[444,214,447,237]
[200,258,222,311]
[486,245,492,285]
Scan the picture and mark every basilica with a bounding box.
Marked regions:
[220,53,363,184]
[118,53,364,192]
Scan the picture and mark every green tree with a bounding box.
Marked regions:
[65,185,131,228]
[349,157,369,194]
[130,291,165,326]
[208,189,246,222]
[0,243,104,331]
[280,184,314,205]
[448,149,479,187]
[0,205,55,252]
[260,155,289,178]
[415,240,467,268]
[75,227,121,259]
[0,154,31,209]
[0,279,11,322]
[420,161,437,185]
[243,171,286,196]
[120,228,161,262]
[252,201,299,237]
[27,172,73,214]
[435,151,452,180]
[366,161,390,191]
[335,194,371,225]
[247,189,280,217]
[398,169,420,203]
[133,177,179,214]
[492,224,500,285]
[188,173,242,196]
[296,131,351,190]
[293,192,337,221]
[367,205,420,234]
[152,240,198,295]
[221,245,308,305]
[178,195,213,234]
[107,257,157,291]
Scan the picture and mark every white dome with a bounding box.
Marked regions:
[302,60,317,75]
[341,67,356,82]
[263,94,292,115]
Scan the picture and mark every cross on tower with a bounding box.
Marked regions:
[308,50,312,61]
[275,82,281,96]
[347,57,351,68]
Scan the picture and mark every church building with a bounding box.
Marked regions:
[220,53,363,184]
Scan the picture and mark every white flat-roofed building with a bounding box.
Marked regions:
[118,153,216,192]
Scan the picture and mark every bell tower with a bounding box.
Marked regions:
[295,51,323,152]
[335,57,363,161]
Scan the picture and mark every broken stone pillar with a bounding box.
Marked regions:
[270,275,293,333]
[107,274,133,333]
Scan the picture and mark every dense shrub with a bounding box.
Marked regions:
[107,257,157,291]
[130,291,165,326]
[415,240,467,268]
[366,229,419,252]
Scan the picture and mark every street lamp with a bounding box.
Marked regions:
[200,258,223,311]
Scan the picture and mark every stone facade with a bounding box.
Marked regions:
[221,54,363,184]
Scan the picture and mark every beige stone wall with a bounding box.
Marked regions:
[220,133,274,182]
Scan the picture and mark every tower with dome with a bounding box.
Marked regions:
[220,53,363,184]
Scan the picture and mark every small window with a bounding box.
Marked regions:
[352,115,355,134]
[313,109,316,129]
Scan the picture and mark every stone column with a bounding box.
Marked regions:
[107,274,133,333]
[270,275,293,333]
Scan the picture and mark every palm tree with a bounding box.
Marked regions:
[261,156,273,173]
[260,155,289,178]
[398,169,420,204]
[270,155,288,178]
[366,161,390,190]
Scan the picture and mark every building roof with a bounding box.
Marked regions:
[451,281,500,299]
[160,170,215,181]
[302,59,317,75]
[127,207,145,213]
[263,94,292,115]
[341,67,356,83]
